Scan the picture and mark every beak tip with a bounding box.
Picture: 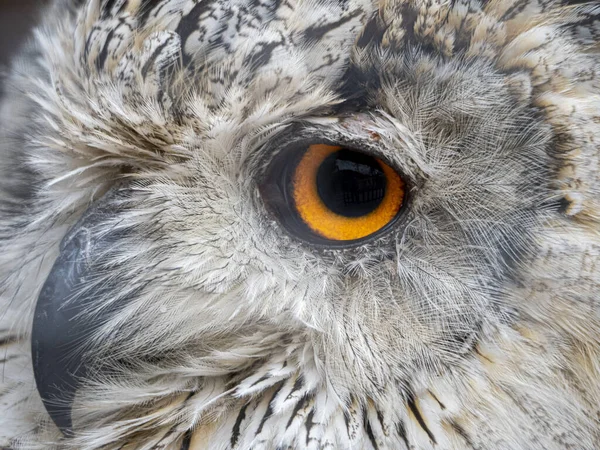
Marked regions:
[30,187,125,436]
[31,227,91,436]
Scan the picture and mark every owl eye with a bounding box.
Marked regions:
[262,143,406,244]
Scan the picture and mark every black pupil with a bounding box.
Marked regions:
[316,149,386,217]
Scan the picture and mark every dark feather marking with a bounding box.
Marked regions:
[175,0,219,67]
[355,13,386,49]
[83,26,99,66]
[396,420,411,450]
[561,0,596,4]
[286,374,304,400]
[117,0,128,15]
[138,0,166,25]
[250,372,272,388]
[450,7,473,54]
[180,429,192,450]
[154,424,178,448]
[141,37,172,79]
[336,58,379,112]
[243,41,281,74]
[428,390,446,410]
[286,394,311,429]
[400,4,436,54]
[400,4,419,45]
[230,402,249,447]
[304,408,316,446]
[375,408,389,437]
[365,419,379,450]
[557,196,572,215]
[102,0,119,19]
[96,26,117,70]
[303,10,362,43]
[343,405,351,430]
[474,346,493,363]
[500,0,530,21]
[560,10,600,42]
[450,421,476,448]
[256,382,285,435]
[407,396,437,444]
[0,335,18,347]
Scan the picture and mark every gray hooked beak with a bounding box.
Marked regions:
[31,189,126,435]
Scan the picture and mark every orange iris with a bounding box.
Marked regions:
[292,144,405,241]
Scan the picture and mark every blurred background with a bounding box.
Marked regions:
[0,0,48,68]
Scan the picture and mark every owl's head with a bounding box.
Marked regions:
[1,0,599,448]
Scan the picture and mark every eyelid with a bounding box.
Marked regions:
[259,135,396,179]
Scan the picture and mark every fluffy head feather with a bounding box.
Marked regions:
[0,0,599,449]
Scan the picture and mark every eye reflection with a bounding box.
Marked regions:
[315,149,387,218]
[265,143,405,243]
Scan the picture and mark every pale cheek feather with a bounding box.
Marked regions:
[0,0,599,449]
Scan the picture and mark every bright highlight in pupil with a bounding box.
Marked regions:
[292,144,405,241]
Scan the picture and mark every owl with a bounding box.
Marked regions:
[0,0,599,448]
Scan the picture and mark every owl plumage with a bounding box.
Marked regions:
[0,0,599,448]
